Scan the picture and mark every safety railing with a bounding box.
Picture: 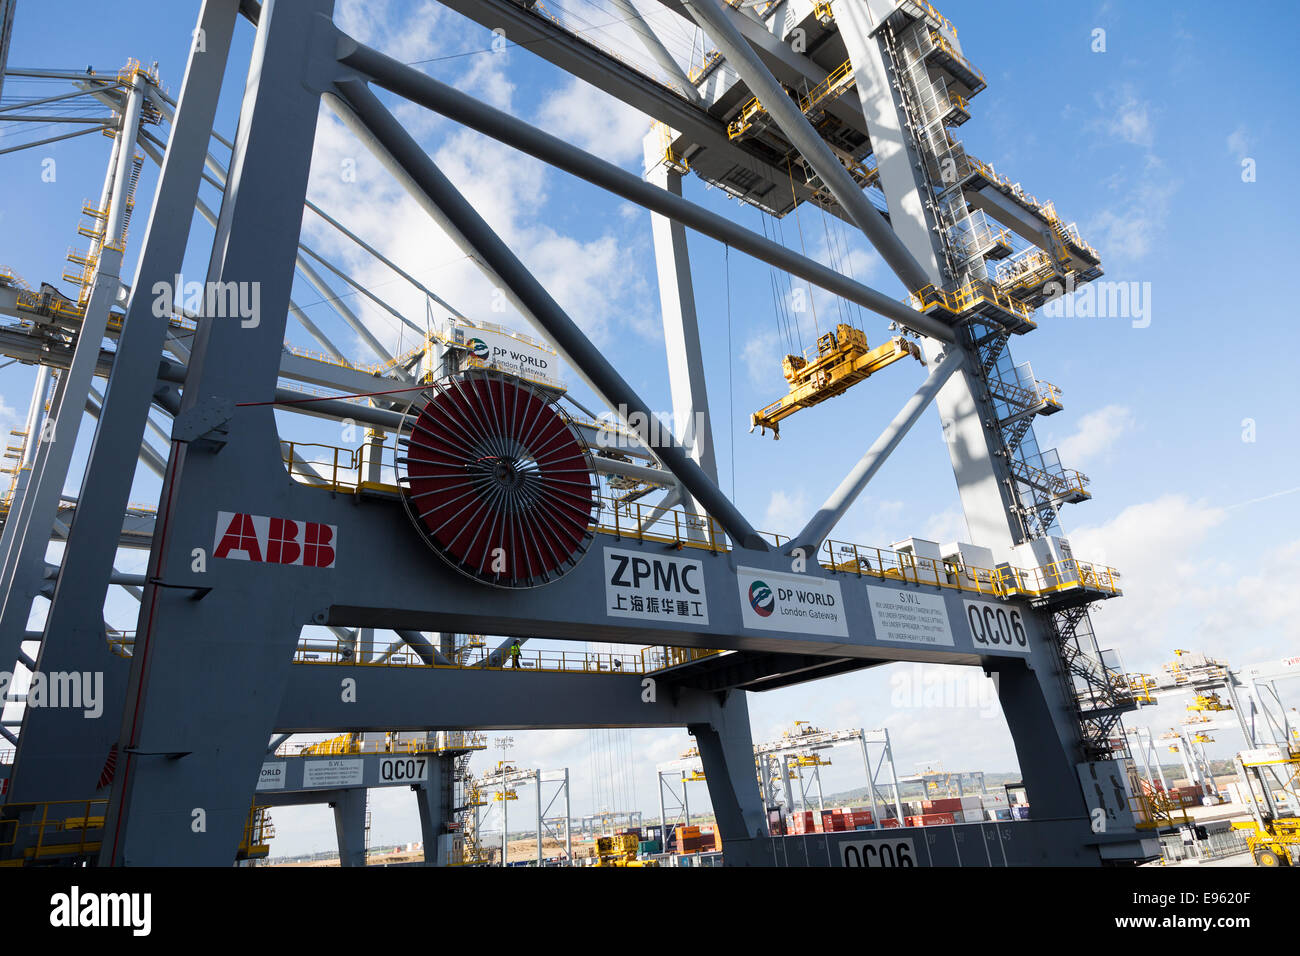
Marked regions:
[0,266,30,289]
[900,0,957,36]
[240,806,275,857]
[106,630,135,659]
[819,540,1121,600]
[662,646,727,669]
[1131,787,1193,830]
[596,493,727,553]
[277,445,1117,602]
[989,375,1062,412]
[282,440,368,493]
[994,248,1061,293]
[293,639,687,676]
[799,58,856,117]
[285,730,488,757]
[928,31,985,88]
[909,278,1035,322]
[1127,674,1157,704]
[960,155,1101,263]
[0,799,107,862]
[1008,457,1090,500]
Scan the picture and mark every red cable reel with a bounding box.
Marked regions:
[397,369,599,588]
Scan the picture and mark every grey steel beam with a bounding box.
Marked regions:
[433,0,828,213]
[84,388,166,478]
[303,200,467,321]
[295,254,395,364]
[0,114,110,124]
[139,101,354,368]
[141,125,413,362]
[328,78,770,551]
[335,37,953,343]
[298,243,423,338]
[393,629,452,667]
[789,347,965,554]
[680,0,929,292]
[0,84,115,114]
[279,664,738,731]
[608,0,703,104]
[0,124,112,157]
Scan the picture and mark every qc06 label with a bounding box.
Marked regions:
[841,837,917,867]
[603,547,708,625]
[962,598,1031,653]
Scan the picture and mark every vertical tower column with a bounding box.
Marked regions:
[690,690,767,865]
[332,788,368,867]
[415,754,450,866]
[98,0,337,866]
[0,69,147,674]
[835,0,1023,551]
[642,131,716,540]
[6,0,242,810]
[642,133,717,483]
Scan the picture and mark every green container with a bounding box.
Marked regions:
[638,840,662,854]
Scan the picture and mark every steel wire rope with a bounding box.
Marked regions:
[785,157,820,340]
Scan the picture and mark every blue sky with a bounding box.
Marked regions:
[1,0,1296,856]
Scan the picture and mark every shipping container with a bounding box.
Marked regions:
[921,812,956,825]
[925,798,963,813]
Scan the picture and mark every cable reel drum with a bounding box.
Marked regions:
[396,368,599,588]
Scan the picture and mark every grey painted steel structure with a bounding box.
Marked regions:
[0,0,1151,866]
[678,0,928,292]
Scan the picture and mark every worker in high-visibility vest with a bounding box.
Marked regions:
[509,640,522,669]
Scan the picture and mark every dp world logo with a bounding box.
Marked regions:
[467,337,490,360]
[748,580,774,617]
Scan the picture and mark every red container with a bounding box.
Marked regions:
[881,818,900,828]
[926,798,963,813]
[922,812,956,825]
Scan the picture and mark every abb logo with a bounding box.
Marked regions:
[213,511,336,568]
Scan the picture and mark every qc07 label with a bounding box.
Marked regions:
[603,547,708,625]
[962,599,1031,654]
[378,755,429,785]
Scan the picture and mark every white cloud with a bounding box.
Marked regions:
[1055,495,1300,763]
[536,77,653,167]
[1104,89,1154,149]
[301,65,656,362]
[741,328,783,388]
[1226,125,1250,158]
[920,506,969,545]
[1088,177,1178,262]
[1052,404,1136,466]
[763,487,808,533]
